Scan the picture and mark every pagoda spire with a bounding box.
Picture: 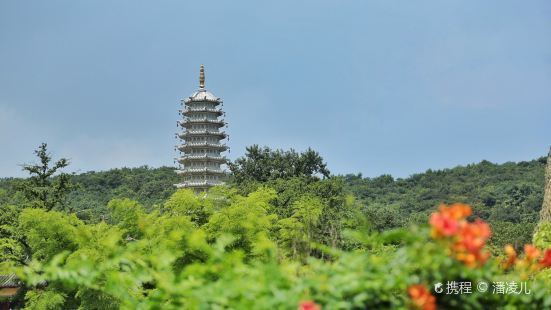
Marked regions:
[199,64,205,89]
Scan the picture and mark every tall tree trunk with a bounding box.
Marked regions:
[539,147,551,222]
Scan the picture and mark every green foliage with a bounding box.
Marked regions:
[363,203,404,232]
[1,146,549,308]
[206,188,277,256]
[163,189,210,225]
[0,188,7,205]
[489,221,536,253]
[107,198,146,239]
[534,223,551,249]
[1,166,181,224]
[345,159,546,248]
[11,200,551,309]
[0,205,26,264]
[18,143,75,211]
[228,145,330,183]
[277,196,323,260]
[232,176,357,253]
[65,166,180,221]
[19,209,84,261]
[24,288,66,310]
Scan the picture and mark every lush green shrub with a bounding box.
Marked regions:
[4,190,550,309]
[534,222,551,249]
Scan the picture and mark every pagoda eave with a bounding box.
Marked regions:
[183,98,222,105]
[176,169,227,175]
[182,108,223,117]
[177,155,227,164]
[178,144,228,152]
[178,120,225,128]
[175,180,224,188]
[178,131,227,139]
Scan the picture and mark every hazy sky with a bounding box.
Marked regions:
[1,0,550,178]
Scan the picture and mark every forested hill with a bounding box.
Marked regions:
[344,157,547,249]
[69,166,182,219]
[0,166,180,221]
[345,158,546,219]
[0,157,546,247]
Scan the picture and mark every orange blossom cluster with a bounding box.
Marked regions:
[429,203,491,267]
[408,284,436,310]
[503,244,551,271]
[299,300,321,310]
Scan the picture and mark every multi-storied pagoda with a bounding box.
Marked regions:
[175,65,228,192]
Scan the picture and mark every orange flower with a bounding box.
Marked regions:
[299,300,321,310]
[505,244,516,257]
[502,244,517,269]
[430,204,474,238]
[455,252,477,267]
[440,203,472,220]
[538,249,551,268]
[457,220,490,251]
[455,249,490,267]
[429,212,459,237]
[524,245,541,262]
[478,251,491,266]
[408,284,436,310]
[454,219,490,267]
[429,203,491,268]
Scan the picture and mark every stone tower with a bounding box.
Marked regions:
[539,147,551,222]
[175,65,228,192]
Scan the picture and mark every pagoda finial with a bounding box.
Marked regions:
[199,64,205,89]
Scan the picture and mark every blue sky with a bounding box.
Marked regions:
[1,0,550,178]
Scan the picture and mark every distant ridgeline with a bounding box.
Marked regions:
[0,166,180,222]
[344,157,547,250]
[0,157,546,248]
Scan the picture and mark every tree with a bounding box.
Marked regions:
[18,208,83,261]
[163,189,210,226]
[107,198,145,240]
[277,196,323,260]
[205,188,277,256]
[0,204,27,264]
[228,145,330,184]
[19,143,75,211]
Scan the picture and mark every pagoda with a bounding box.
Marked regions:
[175,65,228,192]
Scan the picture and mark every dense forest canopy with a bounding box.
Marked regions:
[344,157,547,251]
[0,144,549,309]
[0,151,546,250]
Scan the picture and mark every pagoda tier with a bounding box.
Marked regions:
[175,180,224,188]
[178,118,225,129]
[178,130,227,139]
[177,154,227,164]
[176,168,227,175]
[183,95,222,105]
[174,65,228,193]
[177,143,228,152]
[181,107,223,117]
